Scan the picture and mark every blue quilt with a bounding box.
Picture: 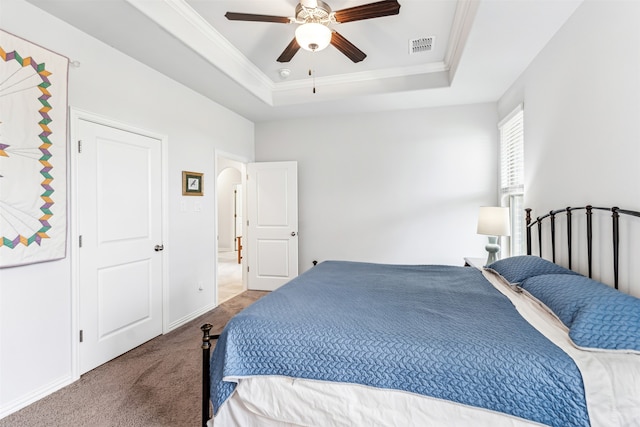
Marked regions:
[210,261,589,426]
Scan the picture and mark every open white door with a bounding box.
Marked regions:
[247,161,298,291]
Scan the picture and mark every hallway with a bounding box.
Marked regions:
[218,250,244,303]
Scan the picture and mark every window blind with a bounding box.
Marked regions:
[499,106,524,195]
[499,105,525,255]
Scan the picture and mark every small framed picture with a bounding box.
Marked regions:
[182,171,203,196]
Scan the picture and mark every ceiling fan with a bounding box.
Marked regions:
[225,0,401,64]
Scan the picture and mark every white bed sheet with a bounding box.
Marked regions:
[210,269,640,427]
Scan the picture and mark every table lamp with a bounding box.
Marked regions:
[477,206,511,266]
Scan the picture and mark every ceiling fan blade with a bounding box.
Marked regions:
[330,32,366,63]
[225,12,290,23]
[334,0,400,23]
[277,38,301,63]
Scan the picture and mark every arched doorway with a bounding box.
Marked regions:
[217,160,245,303]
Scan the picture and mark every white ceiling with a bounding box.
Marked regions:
[25,0,583,122]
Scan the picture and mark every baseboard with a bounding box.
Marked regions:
[166,302,217,333]
[0,373,74,419]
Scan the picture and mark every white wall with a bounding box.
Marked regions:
[256,103,499,271]
[499,0,640,209]
[0,0,254,416]
[498,0,640,294]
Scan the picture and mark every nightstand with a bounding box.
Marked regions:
[464,257,486,269]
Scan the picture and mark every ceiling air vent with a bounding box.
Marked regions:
[409,37,434,55]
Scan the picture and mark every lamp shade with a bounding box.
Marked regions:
[295,23,332,52]
[477,207,511,236]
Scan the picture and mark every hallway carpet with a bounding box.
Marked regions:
[0,291,267,427]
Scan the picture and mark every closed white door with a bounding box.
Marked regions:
[247,162,298,291]
[77,119,163,374]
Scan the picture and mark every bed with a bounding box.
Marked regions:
[200,206,640,427]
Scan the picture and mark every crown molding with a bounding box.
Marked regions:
[125,0,275,104]
[444,0,480,82]
[273,61,449,91]
[126,0,477,108]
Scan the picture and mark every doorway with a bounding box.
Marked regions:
[216,158,245,303]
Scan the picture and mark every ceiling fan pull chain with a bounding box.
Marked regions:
[310,55,317,94]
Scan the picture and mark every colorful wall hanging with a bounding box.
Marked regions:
[0,29,69,268]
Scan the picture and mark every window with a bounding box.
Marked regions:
[499,105,525,255]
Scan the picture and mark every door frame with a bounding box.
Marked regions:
[214,150,249,302]
[69,107,170,380]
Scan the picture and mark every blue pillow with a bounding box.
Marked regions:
[520,274,584,327]
[486,255,578,285]
[569,291,640,352]
[521,274,640,352]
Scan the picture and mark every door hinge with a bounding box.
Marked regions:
[79,330,83,343]
[247,266,250,272]
[78,140,82,153]
[79,235,83,248]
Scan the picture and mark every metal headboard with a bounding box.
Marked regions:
[525,206,640,290]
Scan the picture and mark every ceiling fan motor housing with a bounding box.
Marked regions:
[295,0,333,24]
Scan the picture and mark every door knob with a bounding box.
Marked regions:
[154,244,164,251]
[291,232,297,237]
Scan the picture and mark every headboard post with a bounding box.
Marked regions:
[525,208,532,255]
[612,207,620,289]
[566,207,572,270]
[537,217,542,257]
[586,205,593,278]
[550,211,557,263]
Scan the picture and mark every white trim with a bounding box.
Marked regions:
[68,107,170,380]
[215,149,252,166]
[445,0,480,81]
[166,302,217,332]
[125,0,274,105]
[272,62,449,92]
[498,103,524,128]
[0,373,74,418]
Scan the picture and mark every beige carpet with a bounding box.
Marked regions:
[0,291,267,427]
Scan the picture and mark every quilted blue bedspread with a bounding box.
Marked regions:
[210,261,588,426]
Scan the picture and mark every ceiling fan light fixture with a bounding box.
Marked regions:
[295,22,332,52]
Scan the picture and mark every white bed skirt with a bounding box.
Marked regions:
[211,374,547,427]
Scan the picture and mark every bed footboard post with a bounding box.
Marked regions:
[201,323,214,427]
